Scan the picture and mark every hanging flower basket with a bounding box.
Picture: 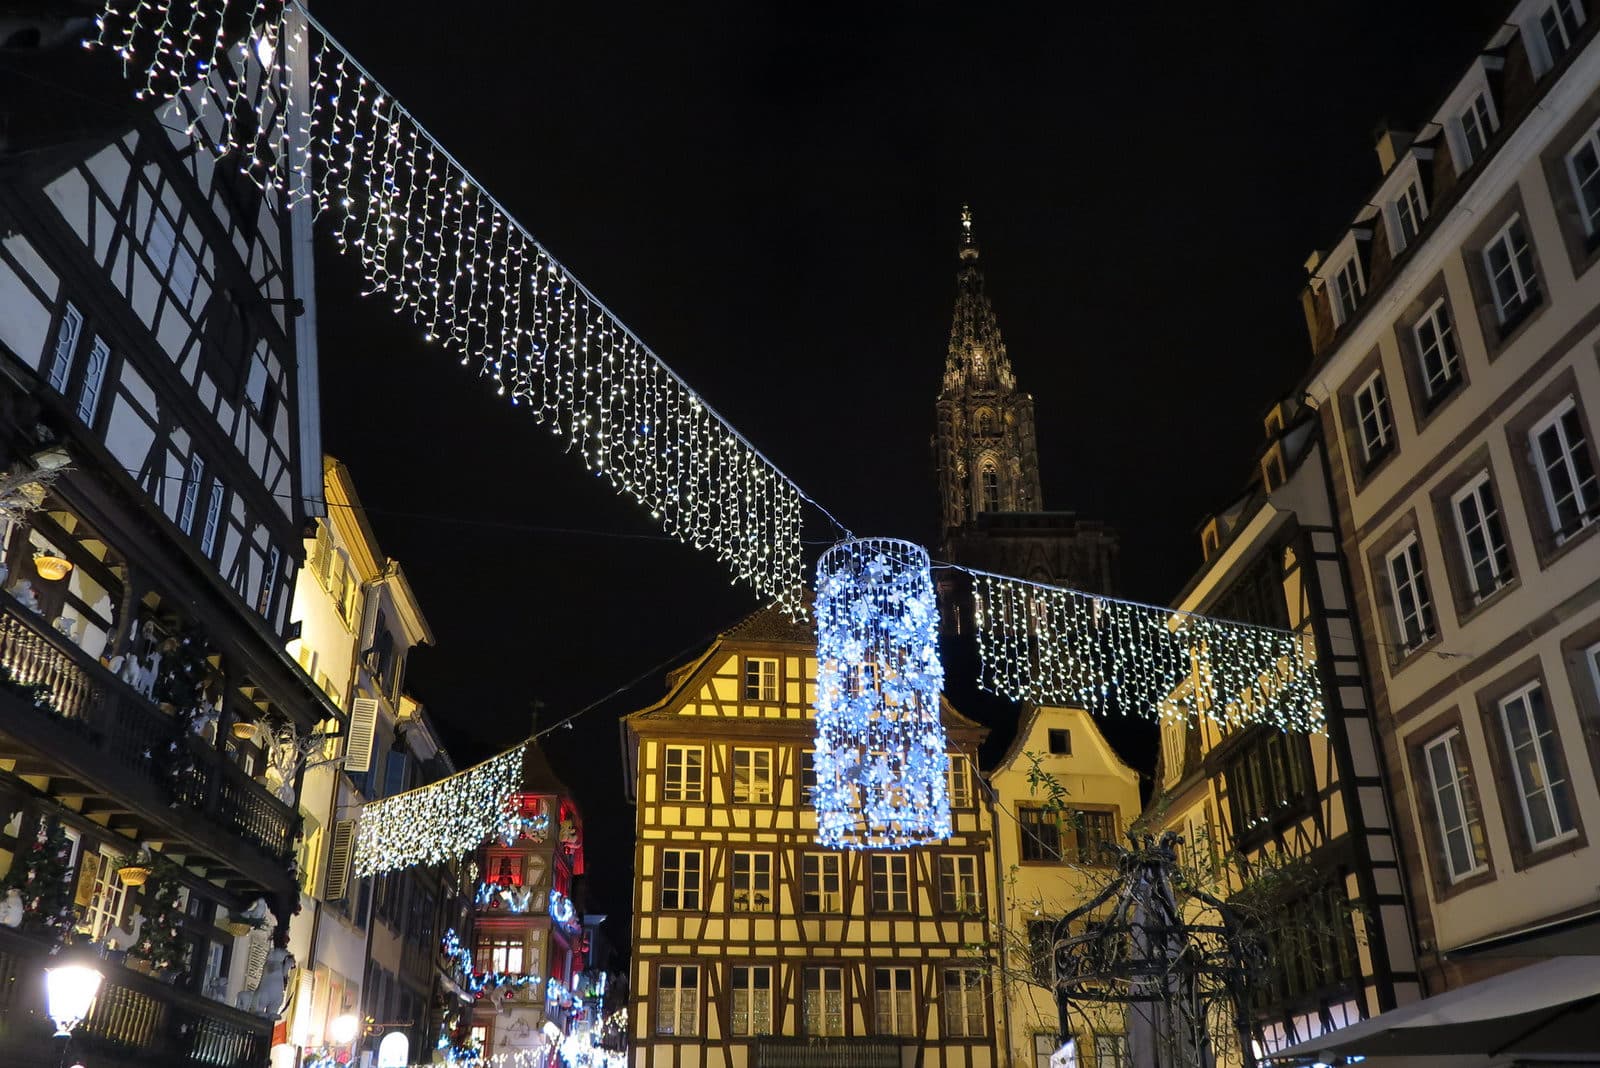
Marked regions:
[231,719,258,740]
[226,920,255,937]
[117,865,152,887]
[125,957,153,976]
[31,551,72,581]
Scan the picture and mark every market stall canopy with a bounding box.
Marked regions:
[1270,956,1600,1066]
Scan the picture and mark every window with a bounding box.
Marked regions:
[744,657,778,701]
[178,454,204,534]
[874,967,915,1037]
[803,967,845,1036]
[199,476,226,556]
[1019,806,1062,862]
[83,850,127,943]
[800,750,817,805]
[663,746,704,802]
[1530,398,1599,541]
[1460,91,1497,167]
[1395,180,1427,250]
[1048,728,1072,755]
[802,853,843,913]
[148,210,177,273]
[732,747,773,804]
[1566,118,1600,236]
[473,936,525,974]
[1412,298,1461,401]
[1540,0,1584,65]
[1064,809,1118,865]
[1027,919,1055,984]
[660,849,702,911]
[1498,683,1577,847]
[1423,728,1490,883]
[937,855,980,912]
[730,965,773,1036]
[943,969,986,1037]
[980,464,1000,512]
[77,337,109,426]
[870,853,911,911]
[48,303,82,393]
[1096,1035,1131,1068]
[1452,473,1513,601]
[258,544,281,617]
[1483,216,1540,325]
[731,851,773,913]
[656,964,700,1036]
[844,660,878,698]
[1354,370,1395,464]
[1227,732,1313,834]
[946,755,972,808]
[1331,255,1365,324]
[1386,535,1436,653]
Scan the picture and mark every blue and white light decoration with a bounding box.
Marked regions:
[812,538,951,849]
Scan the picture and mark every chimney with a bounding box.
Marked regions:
[1374,124,1415,175]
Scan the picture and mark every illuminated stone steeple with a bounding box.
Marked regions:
[935,204,1043,534]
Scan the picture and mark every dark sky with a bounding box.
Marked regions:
[310,1,1511,933]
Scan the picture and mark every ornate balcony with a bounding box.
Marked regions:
[753,1037,905,1068]
[0,593,295,893]
[0,926,271,1067]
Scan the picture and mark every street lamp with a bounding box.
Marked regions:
[44,964,102,1038]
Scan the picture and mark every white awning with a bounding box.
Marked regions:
[1271,956,1600,1065]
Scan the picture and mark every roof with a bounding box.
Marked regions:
[520,737,571,796]
[988,702,1140,781]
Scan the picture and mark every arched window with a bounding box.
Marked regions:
[980,464,1001,513]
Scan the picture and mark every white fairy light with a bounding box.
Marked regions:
[87,0,815,614]
[351,743,527,877]
[969,569,1327,733]
[813,538,951,849]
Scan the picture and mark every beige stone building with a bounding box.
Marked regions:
[1283,0,1600,1057]
[986,705,1141,1068]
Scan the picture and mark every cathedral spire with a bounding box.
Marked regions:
[935,203,1042,533]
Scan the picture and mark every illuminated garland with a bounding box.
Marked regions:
[971,571,1327,733]
[441,928,540,995]
[89,0,807,614]
[353,744,526,876]
[812,538,951,849]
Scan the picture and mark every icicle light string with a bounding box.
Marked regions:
[90,0,829,613]
[966,567,1326,734]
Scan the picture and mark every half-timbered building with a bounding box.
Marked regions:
[1146,401,1419,1062]
[0,11,329,1066]
[623,607,1001,1068]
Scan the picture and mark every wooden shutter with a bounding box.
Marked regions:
[325,819,356,901]
[346,697,379,774]
[309,523,332,587]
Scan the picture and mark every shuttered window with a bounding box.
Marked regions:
[325,819,356,901]
[346,697,379,775]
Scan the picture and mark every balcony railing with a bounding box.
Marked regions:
[0,926,272,1067]
[753,1037,904,1068]
[0,593,294,865]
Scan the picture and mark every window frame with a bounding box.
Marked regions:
[1564,116,1600,238]
[869,853,912,912]
[1353,369,1395,464]
[942,967,987,1039]
[730,850,774,913]
[801,852,843,913]
[662,745,705,803]
[731,746,774,804]
[659,848,703,912]
[1393,179,1427,251]
[873,965,916,1037]
[945,754,972,809]
[729,964,774,1037]
[655,963,701,1037]
[802,965,845,1037]
[1018,805,1062,863]
[1451,471,1514,603]
[1529,396,1600,543]
[1497,682,1578,850]
[1411,297,1462,404]
[1047,728,1072,755]
[744,656,779,702]
[1482,215,1541,327]
[1421,727,1491,885]
[937,854,982,913]
[1459,90,1498,169]
[1385,534,1437,656]
[1329,253,1365,326]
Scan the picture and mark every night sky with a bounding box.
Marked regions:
[308,1,1511,937]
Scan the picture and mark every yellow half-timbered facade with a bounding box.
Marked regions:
[623,608,1002,1068]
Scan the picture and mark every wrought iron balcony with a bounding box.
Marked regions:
[753,1037,905,1068]
[0,593,295,892]
[0,926,272,1067]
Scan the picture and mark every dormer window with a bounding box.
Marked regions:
[1538,0,1585,70]
[1394,180,1427,250]
[1330,255,1365,326]
[1565,118,1600,237]
[1461,91,1497,167]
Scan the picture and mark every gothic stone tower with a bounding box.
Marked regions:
[935,207,1117,630]
[935,205,1043,530]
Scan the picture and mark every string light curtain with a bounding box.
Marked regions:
[352,743,527,876]
[813,538,951,849]
[91,0,807,614]
[971,570,1326,734]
